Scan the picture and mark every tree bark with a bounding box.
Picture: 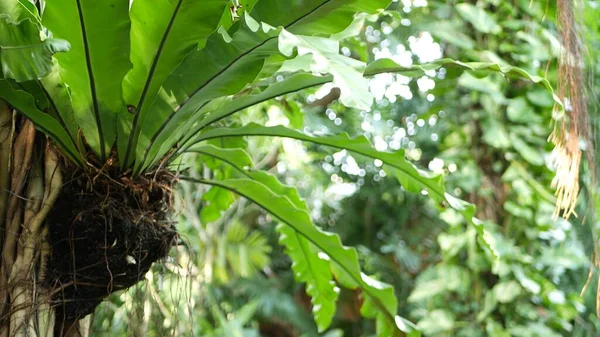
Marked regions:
[0,102,68,337]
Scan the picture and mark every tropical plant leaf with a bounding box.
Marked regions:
[277,224,340,332]
[0,0,40,23]
[39,60,82,146]
[251,0,390,36]
[42,0,131,160]
[174,73,329,158]
[0,79,82,165]
[277,31,372,110]
[119,0,230,168]
[188,144,417,335]
[171,57,560,160]
[140,21,373,173]
[182,175,418,337]
[364,58,562,107]
[188,144,254,170]
[0,1,81,152]
[199,186,235,224]
[0,15,69,82]
[184,123,500,258]
[188,144,339,330]
[134,14,281,173]
[134,0,392,173]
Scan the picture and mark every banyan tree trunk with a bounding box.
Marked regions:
[0,103,91,337]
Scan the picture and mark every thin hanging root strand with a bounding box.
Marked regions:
[10,148,63,337]
[0,102,13,231]
[20,147,62,269]
[35,226,55,337]
[0,119,35,332]
[2,120,35,271]
[552,0,595,219]
[9,147,62,337]
[15,150,44,265]
[8,153,44,336]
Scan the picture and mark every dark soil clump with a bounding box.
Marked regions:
[45,163,178,322]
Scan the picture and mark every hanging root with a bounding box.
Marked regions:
[0,115,64,337]
[0,118,37,336]
[551,0,595,219]
[9,146,62,337]
[0,102,13,233]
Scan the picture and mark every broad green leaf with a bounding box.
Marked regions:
[42,0,131,160]
[216,0,259,30]
[330,13,370,41]
[174,57,559,159]
[0,0,40,23]
[119,0,229,167]
[11,78,83,155]
[199,186,235,224]
[277,224,339,331]
[185,123,499,258]
[278,31,372,110]
[175,73,330,154]
[39,60,81,146]
[193,144,249,224]
[134,0,391,173]
[0,15,69,82]
[455,3,501,34]
[188,144,340,331]
[364,58,562,107]
[0,79,82,165]
[189,146,367,328]
[12,80,50,112]
[251,0,390,36]
[191,57,560,153]
[183,176,416,336]
[135,14,280,173]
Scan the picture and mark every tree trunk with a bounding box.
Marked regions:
[0,102,89,337]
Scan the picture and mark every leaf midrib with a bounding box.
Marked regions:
[122,0,184,168]
[137,0,333,171]
[192,130,445,203]
[171,77,331,160]
[181,176,401,336]
[75,0,104,160]
[38,80,80,147]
